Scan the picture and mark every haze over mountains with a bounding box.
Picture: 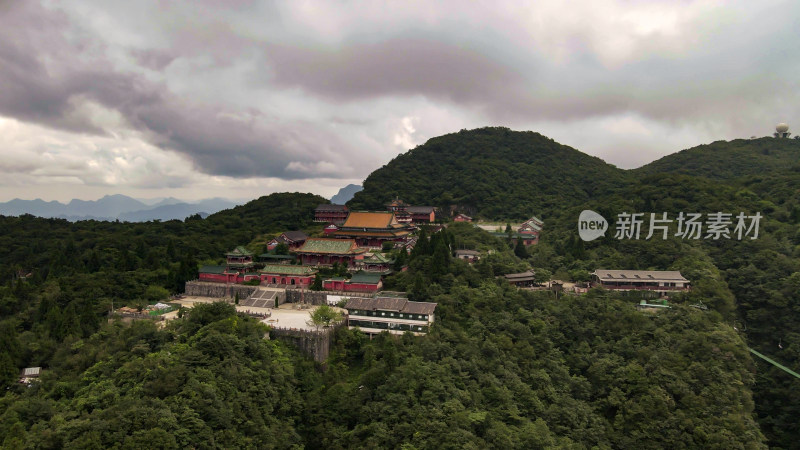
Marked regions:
[0,194,241,222]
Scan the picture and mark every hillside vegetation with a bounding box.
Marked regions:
[349,127,630,220]
[2,129,800,447]
[635,137,800,180]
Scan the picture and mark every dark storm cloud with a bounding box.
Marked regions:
[260,3,800,127]
[0,2,355,179]
[2,0,800,192]
[264,38,527,104]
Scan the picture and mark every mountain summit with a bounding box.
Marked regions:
[348,127,628,220]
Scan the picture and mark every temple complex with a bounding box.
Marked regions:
[332,211,414,248]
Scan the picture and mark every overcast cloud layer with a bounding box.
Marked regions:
[1,0,798,201]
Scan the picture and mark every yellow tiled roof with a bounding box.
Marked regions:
[342,212,395,228]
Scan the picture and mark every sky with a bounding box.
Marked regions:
[1,0,798,202]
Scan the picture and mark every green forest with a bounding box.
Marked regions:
[1,127,799,448]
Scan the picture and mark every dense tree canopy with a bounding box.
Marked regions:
[1,130,800,447]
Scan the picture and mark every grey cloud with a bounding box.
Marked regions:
[257,5,800,128]
[263,37,527,105]
[2,0,800,194]
[131,49,178,71]
[0,2,361,180]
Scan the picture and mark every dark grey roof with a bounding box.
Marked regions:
[402,301,437,315]
[455,249,480,256]
[592,270,688,283]
[199,265,227,274]
[504,270,536,280]
[349,271,383,284]
[345,297,437,315]
[258,253,295,260]
[316,204,348,211]
[406,206,436,214]
[374,297,408,311]
[282,230,308,242]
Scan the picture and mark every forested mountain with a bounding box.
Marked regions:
[635,137,800,180]
[349,127,630,220]
[1,129,800,448]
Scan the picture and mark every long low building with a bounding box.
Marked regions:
[591,270,690,293]
[260,265,317,287]
[345,297,436,336]
[324,271,383,293]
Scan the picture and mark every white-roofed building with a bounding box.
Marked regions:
[591,270,690,294]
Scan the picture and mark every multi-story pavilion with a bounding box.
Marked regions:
[332,212,414,248]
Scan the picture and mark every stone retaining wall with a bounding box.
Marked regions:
[184,281,257,300]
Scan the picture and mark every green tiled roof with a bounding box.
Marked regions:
[226,246,253,256]
[260,265,317,276]
[199,265,227,274]
[363,253,394,264]
[349,271,382,284]
[297,238,363,255]
[258,253,295,260]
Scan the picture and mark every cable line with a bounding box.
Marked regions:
[749,348,800,380]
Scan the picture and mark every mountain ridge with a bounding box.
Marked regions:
[0,194,241,222]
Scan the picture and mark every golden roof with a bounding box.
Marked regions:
[342,212,397,228]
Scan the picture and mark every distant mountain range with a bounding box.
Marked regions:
[0,194,241,222]
[330,184,363,204]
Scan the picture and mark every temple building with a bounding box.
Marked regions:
[323,271,383,293]
[198,246,260,283]
[355,252,394,273]
[257,253,295,265]
[259,264,317,287]
[454,249,480,262]
[517,216,543,245]
[591,270,690,294]
[266,231,308,251]
[198,264,260,284]
[385,198,437,223]
[489,216,542,246]
[323,223,339,235]
[406,206,437,223]
[314,204,349,225]
[226,246,254,272]
[345,297,437,336]
[453,213,472,222]
[386,198,408,212]
[332,211,414,248]
[504,270,537,287]
[294,238,368,267]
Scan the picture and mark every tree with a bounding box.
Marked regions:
[275,243,289,255]
[514,239,528,258]
[310,305,342,329]
[311,274,323,291]
[145,285,170,303]
[394,248,408,271]
[534,268,551,285]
